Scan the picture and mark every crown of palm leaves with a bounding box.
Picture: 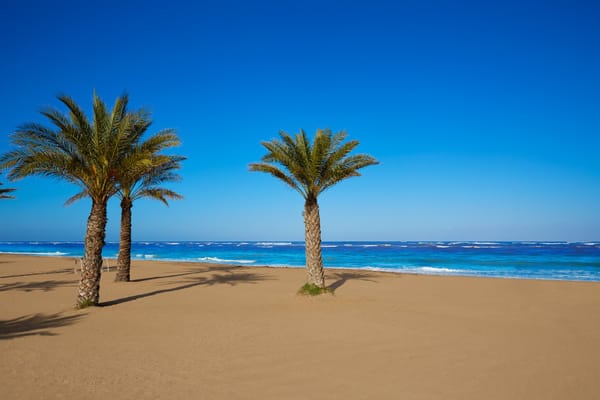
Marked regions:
[249,129,378,200]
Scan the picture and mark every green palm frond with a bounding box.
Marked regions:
[65,189,90,206]
[0,181,16,199]
[137,188,183,206]
[0,92,145,203]
[126,154,185,203]
[1,91,184,207]
[248,162,306,197]
[250,129,378,200]
[116,119,185,205]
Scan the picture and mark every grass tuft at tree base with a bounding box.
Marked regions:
[298,283,332,296]
[75,299,96,309]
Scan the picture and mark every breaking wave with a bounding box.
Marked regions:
[198,257,256,264]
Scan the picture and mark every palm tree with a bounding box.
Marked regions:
[249,129,378,290]
[0,181,16,199]
[114,141,184,282]
[0,92,145,307]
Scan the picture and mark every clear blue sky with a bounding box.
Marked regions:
[1,0,599,242]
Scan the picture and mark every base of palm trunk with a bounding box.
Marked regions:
[114,268,130,282]
[76,281,100,308]
[298,283,331,296]
[76,298,97,309]
[306,267,325,288]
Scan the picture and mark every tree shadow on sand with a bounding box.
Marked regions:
[0,313,85,340]
[130,265,240,283]
[0,268,72,279]
[0,280,75,293]
[102,271,273,307]
[327,271,378,293]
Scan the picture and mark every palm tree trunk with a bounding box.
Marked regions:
[77,199,108,307]
[303,197,325,288]
[115,197,132,282]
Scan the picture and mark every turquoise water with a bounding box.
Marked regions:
[1,241,600,281]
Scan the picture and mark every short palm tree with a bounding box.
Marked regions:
[0,181,16,199]
[0,92,144,307]
[249,129,378,290]
[114,140,184,282]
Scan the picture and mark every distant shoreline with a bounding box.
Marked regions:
[3,252,600,285]
[3,239,600,282]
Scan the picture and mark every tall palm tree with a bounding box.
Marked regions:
[0,92,145,307]
[0,181,16,199]
[64,118,185,283]
[114,143,184,282]
[249,129,378,289]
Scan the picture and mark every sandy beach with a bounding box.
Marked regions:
[1,254,599,399]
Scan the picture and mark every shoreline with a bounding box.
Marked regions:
[2,253,600,399]
[2,251,600,283]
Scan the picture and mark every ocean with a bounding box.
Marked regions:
[1,241,599,282]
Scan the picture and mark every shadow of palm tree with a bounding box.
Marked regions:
[0,280,75,293]
[129,265,240,282]
[327,271,378,292]
[0,268,72,279]
[130,270,204,283]
[102,271,272,307]
[0,313,85,340]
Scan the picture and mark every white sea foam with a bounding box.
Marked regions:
[0,251,68,256]
[343,244,354,247]
[360,244,379,248]
[166,242,180,245]
[473,242,500,245]
[361,266,463,275]
[134,254,155,259]
[418,266,461,273]
[198,257,255,264]
[256,242,292,246]
[322,245,338,248]
[435,245,450,248]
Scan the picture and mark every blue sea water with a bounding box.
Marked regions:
[1,241,600,282]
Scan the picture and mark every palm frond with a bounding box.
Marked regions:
[59,94,92,137]
[320,154,379,193]
[0,181,16,199]
[136,188,183,206]
[250,129,378,200]
[2,91,184,206]
[64,189,90,206]
[249,162,306,198]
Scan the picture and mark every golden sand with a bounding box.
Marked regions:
[1,254,599,399]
